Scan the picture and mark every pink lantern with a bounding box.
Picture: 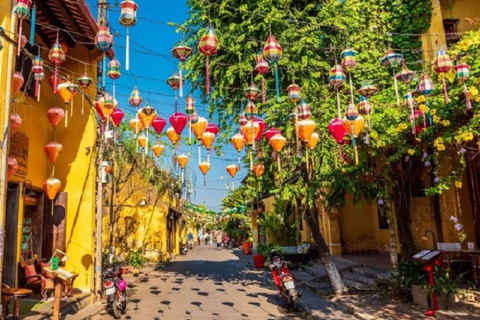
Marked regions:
[254,118,266,141]
[328,118,347,144]
[7,157,18,181]
[152,116,167,135]
[111,109,124,127]
[265,127,281,141]
[10,113,22,137]
[205,123,219,137]
[169,112,188,134]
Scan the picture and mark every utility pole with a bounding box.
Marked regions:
[94,0,108,299]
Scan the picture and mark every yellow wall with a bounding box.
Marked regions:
[440,0,480,34]
[422,0,448,62]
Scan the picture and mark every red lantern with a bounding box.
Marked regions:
[46,107,65,128]
[12,71,24,96]
[254,118,266,141]
[152,116,167,135]
[205,123,219,137]
[264,127,281,142]
[169,112,188,134]
[328,118,347,144]
[43,177,62,200]
[111,109,124,127]
[44,141,63,163]
[10,113,22,137]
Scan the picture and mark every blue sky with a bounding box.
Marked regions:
[99,0,245,211]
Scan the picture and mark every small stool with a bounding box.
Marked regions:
[1,288,33,320]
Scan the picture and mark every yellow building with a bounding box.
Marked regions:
[0,0,104,294]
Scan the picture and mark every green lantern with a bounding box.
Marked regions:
[233,207,238,213]
[240,205,246,213]
[227,209,231,214]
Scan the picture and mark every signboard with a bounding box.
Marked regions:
[9,132,29,178]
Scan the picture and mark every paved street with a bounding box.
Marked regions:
[93,244,317,320]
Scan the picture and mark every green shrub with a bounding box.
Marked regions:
[126,250,146,268]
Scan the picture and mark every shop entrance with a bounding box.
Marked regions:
[4,184,20,287]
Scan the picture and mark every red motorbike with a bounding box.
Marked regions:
[269,254,300,310]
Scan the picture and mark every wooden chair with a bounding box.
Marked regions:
[437,242,469,277]
[19,262,52,300]
[1,284,12,318]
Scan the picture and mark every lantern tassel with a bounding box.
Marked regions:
[238,153,241,169]
[351,124,358,165]
[232,180,235,191]
[102,55,107,89]
[306,149,309,171]
[30,3,37,44]
[179,68,183,98]
[349,74,354,105]
[261,76,265,104]
[125,27,130,71]
[37,82,41,102]
[64,106,68,127]
[393,69,400,106]
[17,22,23,56]
[464,84,472,110]
[277,156,281,171]
[203,176,206,189]
[249,149,253,170]
[145,131,148,156]
[338,145,343,162]
[70,98,74,118]
[275,62,280,103]
[336,87,342,119]
[81,92,85,121]
[442,78,450,105]
[54,65,58,94]
[408,93,415,134]
[427,100,433,125]
[205,57,210,95]
[35,80,39,99]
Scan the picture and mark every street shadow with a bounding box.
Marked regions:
[197,291,209,296]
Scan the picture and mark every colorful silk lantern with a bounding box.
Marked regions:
[111,108,124,127]
[434,48,452,104]
[137,135,147,148]
[287,83,301,104]
[244,101,258,120]
[245,82,260,102]
[381,49,404,105]
[205,123,219,137]
[7,157,18,181]
[189,112,199,124]
[342,115,365,165]
[14,0,31,56]
[77,73,93,119]
[329,65,346,88]
[340,49,357,106]
[33,71,45,102]
[129,118,143,134]
[95,93,117,122]
[119,0,138,71]
[10,113,22,137]
[169,112,188,135]
[48,42,65,94]
[242,120,260,145]
[264,127,281,142]
[231,133,245,152]
[198,25,219,95]
[328,118,347,144]
[152,143,164,157]
[185,96,195,115]
[254,118,265,141]
[177,154,188,168]
[403,92,416,134]
[358,84,377,99]
[252,163,265,177]
[238,113,248,126]
[95,25,113,89]
[456,62,471,110]
[137,104,156,129]
[167,72,181,91]
[297,119,316,142]
[31,56,43,100]
[298,100,311,120]
[167,127,180,144]
[47,107,65,128]
[129,87,142,107]
[307,132,319,150]
[12,71,24,96]
[263,33,282,102]
[269,134,286,152]
[44,141,63,163]
[417,73,434,124]
[107,59,121,80]
[255,51,269,104]
[43,177,61,200]
[172,45,193,97]
[192,117,208,140]
[396,65,415,84]
[226,164,238,178]
[358,96,373,116]
[201,131,215,150]
[152,116,167,135]
[199,161,211,188]
[56,82,78,126]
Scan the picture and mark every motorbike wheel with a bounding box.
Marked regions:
[121,290,128,314]
[111,292,122,319]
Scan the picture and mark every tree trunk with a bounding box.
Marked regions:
[304,203,347,295]
[387,205,399,268]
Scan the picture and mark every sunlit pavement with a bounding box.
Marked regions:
[92,244,318,320]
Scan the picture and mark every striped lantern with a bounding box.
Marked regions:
[77,74,93,89]
[14,0,31,56]
[340,49,357,73]
[119,0,138,71]
[172,45,193,97]
[185,96,195,115]
[244,82,260,102]
[238,113,247,126]
[255,52,269,104]
[48,42,65,94]
[31,56,43,99]
[358,96,372,115]
[456,62,472,110]
[263,33,282,102]
[329,65,346,87]
[358,84,378,99]
[129,87,142,107]
[396,65,415,83]
[244,102,258,120]
[345,104,359,121]
[297,100,311,120]
[107,59,121,80]
[95,25,113,90]
[198,25,219,95]
[289,110,297,123]
[189,112,199,124]
[434,48,452,104]
[167,72,181,91]
[381,49,404,105]
[417,73,434,96]
[287,83,301,104]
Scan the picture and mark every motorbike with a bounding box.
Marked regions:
[180,243,188,255]
[187,239,194,250]
[103,264,128,319]
[269,253,300,311]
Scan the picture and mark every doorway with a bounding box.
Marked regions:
[4,184,20,287]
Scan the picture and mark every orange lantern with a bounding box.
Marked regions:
[231,133,245,152]
[137,104,157,129]
[307,132,319,150]
[43,177,62,200]
[44,141,63,163]
[10,113,22,137]
[342,116,365,138]
[96,93,118,119]
[192,116,208,140]
[152,143,164,157]
[297,119,316,143]
[12,71,24,96]
[167,127,180,144]
[129,118,144,134]
[242,120,260,145]
[56,81,79,105]
[252,163,265,177]
[199,161,211,175]
[269,134,286,152]
[226,164,238,178]
[177,154,189,168]
[201,131,215,150]
[46,107,65,128]
[104,165,113,174]
[138,135,147,148]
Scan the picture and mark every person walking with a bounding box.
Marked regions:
[216,231,222,250]
[223,233,230,248]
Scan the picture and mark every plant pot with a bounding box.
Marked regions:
[242,241,251,255]
[253,254,264,268]
[412,284,430,308]
[119,266,129,275]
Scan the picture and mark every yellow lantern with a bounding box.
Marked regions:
[167,127,180,144]
[137,105,157,129]
[297,119,316,142]
[342,116,365,138]
[56,82,78,105]
[152,143,164,157]
[192,116,208,140]
[138,135,147,148]
[177,154,189,168]
[129,118,144,134]
[201,131,215,150]
[198,161,211,175]
[231,133,245,152]
[269,134,286,152]
[307,132,319,150]
[252,163,265,177]
[242,120,260,145]
[226,164,238,178]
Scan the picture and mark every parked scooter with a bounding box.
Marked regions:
[180,243,188,255]
[269,252,300,310]
[102,263,128,319]
[187,239,194,250]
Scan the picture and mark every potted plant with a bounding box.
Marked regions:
[390,261,429,306]
[434,268,471,310]
[126,250,146,276]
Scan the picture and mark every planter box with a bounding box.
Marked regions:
[411,285,458,310]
